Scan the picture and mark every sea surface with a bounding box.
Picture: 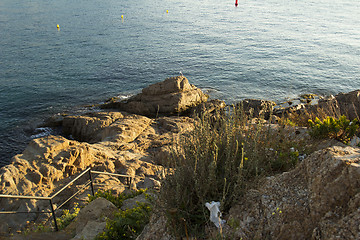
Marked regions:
[1,0,360,166]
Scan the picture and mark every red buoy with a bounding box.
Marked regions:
[235,0,238,6]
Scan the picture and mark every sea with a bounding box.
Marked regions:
[1,0,360,166]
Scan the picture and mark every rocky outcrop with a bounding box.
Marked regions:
[237,99,276,119]
[188,99,226,117]
[0,112,195,234]
[307,90,360,120]
[0,76,215,235]
[66,197,118,240]
[226,145,360,240]
[101,76,208,117]
[0,135,107,233]
[63,111,152,143]
[136,212,173,240]
[2,77,360,239]
[274,90,360,121]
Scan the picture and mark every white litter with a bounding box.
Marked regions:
[205,201,226,228]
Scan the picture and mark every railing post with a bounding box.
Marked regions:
[49,199,58,231]
[127,177,133,189]
[89,169,95,196]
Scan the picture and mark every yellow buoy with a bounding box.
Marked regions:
[57,24,60,30]
[166,10,169,13]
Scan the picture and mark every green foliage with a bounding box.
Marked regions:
[88,189,153,240]
[96,202,152,240]
[278,117,297,127]
[308,115,359,144]
[56,203,81,230]
[159,107,309,237]
[88,189,147,208]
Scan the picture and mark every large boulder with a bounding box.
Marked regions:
[66,197,118,240]
[227,145,360,240]
[101,76,208,117]
[237,99,276,119]
[308,90,360,120]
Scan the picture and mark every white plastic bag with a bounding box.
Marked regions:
[205,201,226,228]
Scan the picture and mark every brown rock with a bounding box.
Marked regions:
[101,76,208,116]
[63,111,152,144]
[237,99,276,119]
[62,111,126,142]
[189,99,226,117]
[305,90,360,120]
[227,145,360,240]
[136,212,174,240]
[0,80,203,235]
[66,197,118,240]
[26,170,43,185]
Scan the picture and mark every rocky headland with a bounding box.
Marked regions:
[0,76,359,239]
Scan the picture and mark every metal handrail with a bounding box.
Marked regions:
[0,168,133,231]
[0,194,51,200]
[50,168,91,199]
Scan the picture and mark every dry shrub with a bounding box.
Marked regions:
[159,106,310,238]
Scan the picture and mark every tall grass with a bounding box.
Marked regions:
[159,106,309,237]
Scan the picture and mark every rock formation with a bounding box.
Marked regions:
[0,76,201,235]
[1,77,360,239]
[238,99,276,119]
[308,90,360,120]
[101,76,208,117]
[66,197,118,240]
[226,144,360,240]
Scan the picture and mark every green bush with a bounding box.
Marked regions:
[96,202,152,240]
[308,115,359,144]
[88,189,153,240]
[56,203,81,230]
[159,107,309,237]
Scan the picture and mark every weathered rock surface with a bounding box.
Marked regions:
[66,197,118,240]
[275,90,360,121]
[136,212,173,240]
[225,145,360,240]
[63,111,152,143]
[308,90,360,120]
[188,99,226,117]
[238,99,276,119]
[101,76,208,116]
[0,135,108,233]
[0,112,195,234]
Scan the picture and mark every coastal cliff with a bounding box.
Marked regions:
[1,76,359,240]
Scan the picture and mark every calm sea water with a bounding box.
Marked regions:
[1,0,360,166]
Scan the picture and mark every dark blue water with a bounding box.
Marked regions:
[1,0,360,166]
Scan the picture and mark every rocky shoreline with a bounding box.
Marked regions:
[1,76,360,239]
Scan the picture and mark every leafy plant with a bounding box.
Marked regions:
[88,189,153,240]
[308,115,359,144]
[56,202,81,230]
[95,202,152,240]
